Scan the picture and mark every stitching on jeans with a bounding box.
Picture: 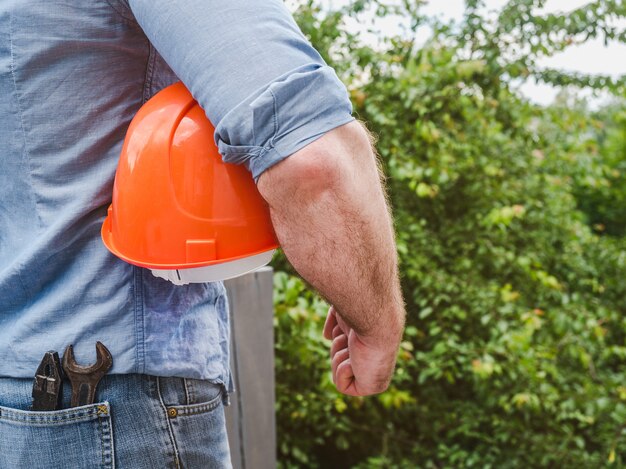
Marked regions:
[168,389,223,417]
[98,414,105,468]
[187,379,195,405]
[171,400,221,417]
[0,413,100,424]
[156,377,181,469]
[102,407,113,468]
[103,413,114,468]
[0,406,106,425]
[0,403,102,419]
[183,379,191,406]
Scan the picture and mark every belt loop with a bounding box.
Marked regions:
[157,377,187,406]
[182,378,191,405]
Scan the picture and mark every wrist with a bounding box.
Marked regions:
[354,307,405,351]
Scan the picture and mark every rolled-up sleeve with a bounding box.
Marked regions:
[128,0,354,180]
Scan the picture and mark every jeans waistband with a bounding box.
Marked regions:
[0,374,227,412]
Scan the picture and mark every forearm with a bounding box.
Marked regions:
[257,121,405,345]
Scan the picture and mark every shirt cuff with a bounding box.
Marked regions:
[214,63,355,181]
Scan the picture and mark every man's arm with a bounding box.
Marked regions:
[257,121,406,396]
[126,0,402,396]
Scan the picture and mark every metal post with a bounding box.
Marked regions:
[224,267,276,469]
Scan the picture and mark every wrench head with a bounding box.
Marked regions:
[62,341,112,378]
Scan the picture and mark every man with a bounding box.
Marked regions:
[0,0,405,467]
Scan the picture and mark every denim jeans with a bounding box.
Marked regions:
[0,374,231,468]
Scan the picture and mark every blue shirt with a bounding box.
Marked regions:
[0,0,353,381]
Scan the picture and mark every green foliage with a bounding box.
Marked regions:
[274,1,626,467]
[569,103,626,236]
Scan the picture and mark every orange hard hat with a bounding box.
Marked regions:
[101,82,278,284]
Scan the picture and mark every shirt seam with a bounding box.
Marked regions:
[133,266,145,374]
[143,43,157,103]
[9,10,44,298]
[8,12,42,234]
[102,0,136,23]
[267,87,279,148]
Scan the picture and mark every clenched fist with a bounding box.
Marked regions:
[323,306,402,396]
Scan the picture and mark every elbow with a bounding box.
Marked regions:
[257,121,373,202]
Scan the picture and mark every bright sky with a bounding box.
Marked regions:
[293,0,626,105]
[421,0,626,104]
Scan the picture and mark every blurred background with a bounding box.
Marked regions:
[271,1,626,467]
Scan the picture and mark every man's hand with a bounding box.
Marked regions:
[324,306,400,396]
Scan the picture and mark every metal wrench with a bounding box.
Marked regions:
[62,341,112,407]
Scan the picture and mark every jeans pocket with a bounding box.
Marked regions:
[159,378,224,417]
[159,380,231,468]
[0,402,114,469]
